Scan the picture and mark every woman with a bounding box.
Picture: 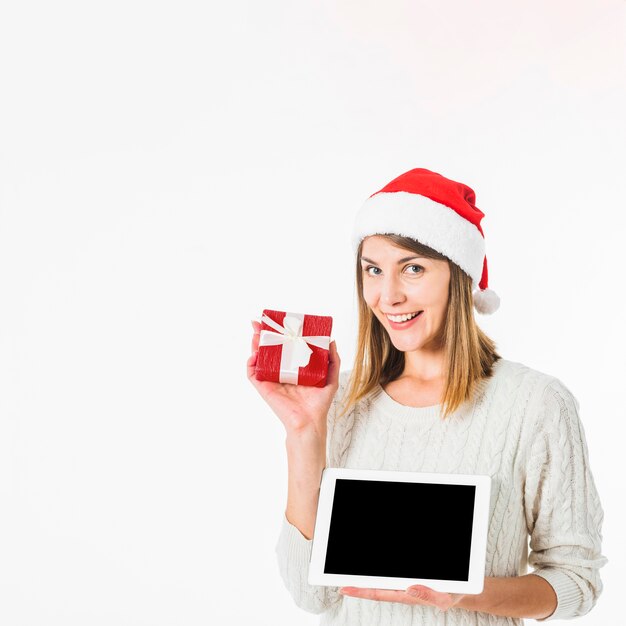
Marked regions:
[247,168,607,625]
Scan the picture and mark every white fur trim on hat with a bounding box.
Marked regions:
[351,191,485,285]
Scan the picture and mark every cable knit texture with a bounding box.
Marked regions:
[275,358,608,625]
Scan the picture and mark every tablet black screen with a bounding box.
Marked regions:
[323,479,475,581]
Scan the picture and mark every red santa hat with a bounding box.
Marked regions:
[351,167,500,315]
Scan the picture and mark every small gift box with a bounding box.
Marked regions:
[255,309,333,387]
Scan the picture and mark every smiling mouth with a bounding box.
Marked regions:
[385,311,423,323]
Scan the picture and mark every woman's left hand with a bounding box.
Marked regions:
[339,584,466,611]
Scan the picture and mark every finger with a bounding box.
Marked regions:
[326,340,340,387]
[246,348,259,383]
[406,585,434,601]
[406,585,452,609]
[339,587,408,603]
[251,320,261,352]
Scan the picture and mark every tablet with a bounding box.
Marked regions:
[308,468,491,594]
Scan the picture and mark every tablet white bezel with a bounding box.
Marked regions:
[308,467,491,594]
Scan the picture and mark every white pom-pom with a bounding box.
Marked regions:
[473,288,500,314]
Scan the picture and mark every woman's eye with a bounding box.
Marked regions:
[406,264,423,274]
[363,265,381,276]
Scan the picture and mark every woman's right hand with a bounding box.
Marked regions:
[246,320,341,439]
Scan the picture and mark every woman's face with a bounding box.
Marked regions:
[360,235,451,354]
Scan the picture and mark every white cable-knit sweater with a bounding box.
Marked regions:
[275,358,608,625]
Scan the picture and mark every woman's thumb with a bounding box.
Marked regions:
[326,340,340,384]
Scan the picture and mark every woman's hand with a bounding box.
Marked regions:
[338,585,466,612]
[246,320,341,439]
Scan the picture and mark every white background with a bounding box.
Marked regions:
[1,1,624,624]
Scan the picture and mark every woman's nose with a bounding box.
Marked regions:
[380,275,406,305]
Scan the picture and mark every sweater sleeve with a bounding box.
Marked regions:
[523,379,609,621]
[275,514,342,614]
[274,370,352,615]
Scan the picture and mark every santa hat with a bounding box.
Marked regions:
[351,167,500,314]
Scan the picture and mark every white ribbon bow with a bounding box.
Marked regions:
[258,312,331,384]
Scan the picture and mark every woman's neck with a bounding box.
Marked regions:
[401,348,446,383]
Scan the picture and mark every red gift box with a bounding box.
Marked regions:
[255,309,333,387]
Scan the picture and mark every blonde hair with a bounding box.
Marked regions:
[338,234,501,420]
